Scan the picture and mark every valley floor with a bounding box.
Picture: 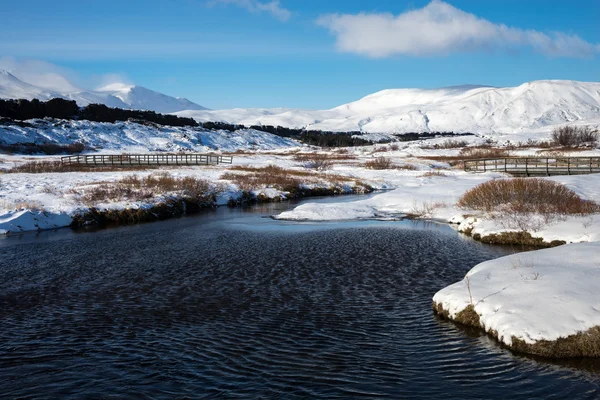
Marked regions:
[2,134,600,358]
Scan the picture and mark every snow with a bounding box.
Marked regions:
[432,242,600,345]
[177,80,600,134]
[0,119,301,153]
[0,209,72,234]
[0,70,206,113]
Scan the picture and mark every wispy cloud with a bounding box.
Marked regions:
[317,0,600,58]
[207,0,291,22]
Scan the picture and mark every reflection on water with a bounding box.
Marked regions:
[1,198,599,398]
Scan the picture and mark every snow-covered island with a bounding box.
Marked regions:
[433,242,600,358]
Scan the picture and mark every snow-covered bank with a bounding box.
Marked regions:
[275,172,600,246]
[0,210,72,234]
[433,242,600,357]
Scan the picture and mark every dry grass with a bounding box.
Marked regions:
[221,165,370,194]
[364,157,393,170]
[420,171,448,177]
[434,302,600,358]
[222,165,304,192]
[458,147,510,159]
[74,172,219,206]
[0,199,45,211]
[408,201,447,218]
[420,139,469,150]
[295,153,334,170]
[458,178,598,215]
[7,160,161,174]
[293,152,356,162]
[458,178,598,231]
[372,146,388,153]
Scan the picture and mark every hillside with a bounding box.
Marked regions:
[178,80,600,134]
[0,70,207,113]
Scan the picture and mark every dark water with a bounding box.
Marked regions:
[1,200,599,399]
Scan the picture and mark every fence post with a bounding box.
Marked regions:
[568,158,571,175]
[525,158,528,176]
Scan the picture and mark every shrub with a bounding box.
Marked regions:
[458,178,598,216]
[458,147,510,159]
[364,157,393,170]
[7,160,159,173]
[389,143,400,151]
[75,173,219,205]
[299,154,333,170]
[552,126,599,147]
[421,139,469,150]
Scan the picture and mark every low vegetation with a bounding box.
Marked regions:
[72,172,222,206]
[364,157,393,170]
[458,178,598,215]
[6,160,160,173]
[552,125,599,147]
[458,178,598,231]
[420,139,469,150]
[221,165,372,199]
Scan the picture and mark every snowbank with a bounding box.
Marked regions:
[276,172,600,245]
[433,242,600,357]
[0,210,72,234]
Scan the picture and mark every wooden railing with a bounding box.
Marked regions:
[464,157,600,176]
[61,153,233,166]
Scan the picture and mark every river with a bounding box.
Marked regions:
[1,198,599,398]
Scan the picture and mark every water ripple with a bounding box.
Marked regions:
[1,215,599,398]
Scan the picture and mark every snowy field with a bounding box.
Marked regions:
[1,130,599,241]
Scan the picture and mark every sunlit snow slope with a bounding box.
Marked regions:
[178,80,600,134]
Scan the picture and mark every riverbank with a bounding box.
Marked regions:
[433,242,600,358]
[2,136,600,239]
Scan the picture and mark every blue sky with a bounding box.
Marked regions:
[1,0,599,109]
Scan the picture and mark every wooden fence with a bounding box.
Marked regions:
[61,153,233,167]
[463,157,600,176]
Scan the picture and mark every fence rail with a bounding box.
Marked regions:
[61,153,233,167]
[464,157,600,176]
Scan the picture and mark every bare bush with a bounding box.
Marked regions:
[301,154,334,170]
[420,171,448,177]
[552,126,599,147]
[75,173,219,205]
[409,201,446,218]
[389,143,400,151]
[458,178,599,220]
[458,147,510,159]
[364,157,393,170]
[421,139,469,150]
[8,160,160,174]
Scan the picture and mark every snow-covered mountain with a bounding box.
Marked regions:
[0,70,207,113]
[177,80,600,134]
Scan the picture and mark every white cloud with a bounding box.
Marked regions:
[207,0,291,22]
[317,0,600,58]
[0,57,131,92]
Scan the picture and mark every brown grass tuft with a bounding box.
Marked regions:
[364,157,393,170]
[458,178,598,215]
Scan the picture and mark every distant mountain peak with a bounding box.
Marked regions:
[0,74,207,113]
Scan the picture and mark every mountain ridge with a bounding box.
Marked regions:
[177,79,600,134]
[0,70,207,114]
